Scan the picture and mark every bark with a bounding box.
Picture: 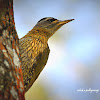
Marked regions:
[0,0,25,99]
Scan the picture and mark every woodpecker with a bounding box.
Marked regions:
[19,17,74,92]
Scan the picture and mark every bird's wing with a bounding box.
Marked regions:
[19,36,50,92]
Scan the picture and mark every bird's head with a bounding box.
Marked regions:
[34,17,74,39]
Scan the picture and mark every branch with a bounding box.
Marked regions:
[0,0,25,99]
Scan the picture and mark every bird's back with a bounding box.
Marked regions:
[19,34,50,92]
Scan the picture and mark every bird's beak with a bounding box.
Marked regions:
[58,19,74,25]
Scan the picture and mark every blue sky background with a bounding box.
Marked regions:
[13,0,100,100]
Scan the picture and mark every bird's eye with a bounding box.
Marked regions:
[47,18,57,22]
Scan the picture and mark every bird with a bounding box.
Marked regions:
[19,17,74,92]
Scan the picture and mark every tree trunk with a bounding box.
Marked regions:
[0,0,25,99]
